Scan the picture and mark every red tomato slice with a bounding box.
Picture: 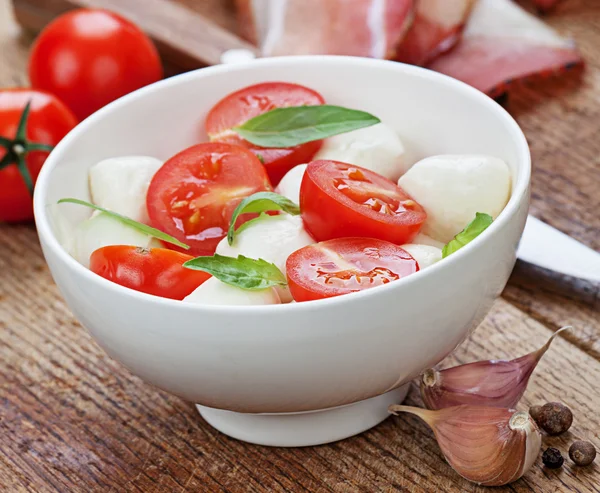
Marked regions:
[147,143,272,256]
[286,238,418,302]
[205,82,325,185]
[300,160,427,245]
[90,246,210,300]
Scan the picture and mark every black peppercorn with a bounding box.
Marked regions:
[529,405,543,423]
[542,447,564,469]
[533,402,573,435]
[569,441,596,467]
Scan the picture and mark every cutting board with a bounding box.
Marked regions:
[11,0,257,70]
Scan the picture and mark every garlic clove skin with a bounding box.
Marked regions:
[421,326,570,410]
[389,405,542,487]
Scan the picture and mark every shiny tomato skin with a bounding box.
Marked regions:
[147,143,272,256]
[286,238,418,302]
[205,82,325,185]
[0,89,77,223]
[89,246,210,300]
[214,135,321,186]
[300,160,427,245]
[29,9,162,120]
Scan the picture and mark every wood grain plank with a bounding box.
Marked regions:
[1,223,599,492]
[500,0,600,345]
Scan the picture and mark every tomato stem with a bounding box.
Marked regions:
[26,142,54,152]
[0,100,55,196]
[16,154,34,194]
[15,100,32,142]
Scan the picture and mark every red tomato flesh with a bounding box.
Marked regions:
[205,82,325,185]
[90,246,210,300]
[0,88,77,223]
[29,9,162,120]
[286,238,418,302]
[147,143,272,256]
[300,160,427,245]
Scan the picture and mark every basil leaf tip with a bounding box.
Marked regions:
[442,213,493,258]
[227,191,300,245]
[233,104,380,148]
[183,253,287,290]
[57,198,190,250]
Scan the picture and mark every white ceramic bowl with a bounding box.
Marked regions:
[34,56,530,447]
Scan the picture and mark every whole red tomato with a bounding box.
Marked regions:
[0,89,77,222]
[29,9,163,120]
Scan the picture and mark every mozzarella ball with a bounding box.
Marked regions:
[216,214,314,302]
[412,233,445,249]
[275,164,307,204]
[70,212,161,268]
[398,155,511,243]
[314,123,407,181]
[401,244,443,270]
[217,214,313,276]
[89,155,163,224]
[183,277,281,306]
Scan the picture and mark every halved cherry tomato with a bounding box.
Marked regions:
[147,143,272,256]
[90,246,210,300]
[286,238,418,301]
[300,160,427,245]
[205,82,325,185]
[29,9,162,120]
[0,88,77,223]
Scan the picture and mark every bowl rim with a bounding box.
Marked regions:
[33,55,531,315]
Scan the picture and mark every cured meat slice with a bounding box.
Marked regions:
[395,0,477,66]
[236,0,415,58]
[532,0,563,12]
[428,0,582,97]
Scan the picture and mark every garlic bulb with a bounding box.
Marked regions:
[421,326,570,410]
[389,405,542,486]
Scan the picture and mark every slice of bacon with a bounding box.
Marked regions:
[236,0,415,58]
[532,0,563,12]
[395,0,477,66]
[428,0,583,98]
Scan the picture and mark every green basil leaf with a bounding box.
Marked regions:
[183,254,287,290]
[227,192,300,245]
[233,105,380,148]
[234,212,270,237]
[442,213,493,258]
[58,198,190,250]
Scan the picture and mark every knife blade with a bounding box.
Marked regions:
[518,215,600,283]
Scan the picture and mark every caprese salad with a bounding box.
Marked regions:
[59,81,511,306]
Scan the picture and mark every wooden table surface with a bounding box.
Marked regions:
[1,1,599,491]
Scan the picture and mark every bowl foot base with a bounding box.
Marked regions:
[196,384,409,447]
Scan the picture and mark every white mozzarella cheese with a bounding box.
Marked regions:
[183,277,281,306]
[398,155,511,243]
[314,123,408,181]
[70,212,161,268]
[275,164,307,204]
[401,244,443,270]
[216,214,314,302]
[89,155,163,224]
[412,233,445,249]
